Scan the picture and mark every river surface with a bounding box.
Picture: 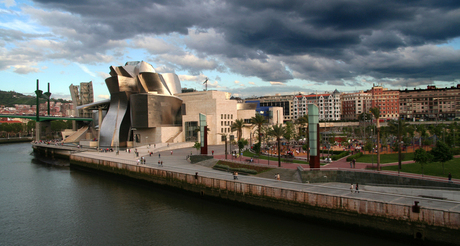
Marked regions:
[0,143,410,246]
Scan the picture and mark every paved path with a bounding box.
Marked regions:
[70,142,460,212]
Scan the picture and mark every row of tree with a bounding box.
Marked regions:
[0,120,72,138]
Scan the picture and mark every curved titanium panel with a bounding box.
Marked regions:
[138,73,171,95]
[161,73,181,95]
[99,92,129,147]
[134,61,156,75]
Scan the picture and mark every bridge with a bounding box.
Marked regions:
[0,114,93,122]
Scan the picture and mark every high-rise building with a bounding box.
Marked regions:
[69,81,94,118]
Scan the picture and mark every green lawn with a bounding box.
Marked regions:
[357,152,414,164]
[242,150,310,165]
[382,158,460,179]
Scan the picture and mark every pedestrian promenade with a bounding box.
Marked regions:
[71,142,460,212]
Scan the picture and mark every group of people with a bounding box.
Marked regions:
[137,156,147,165]
[350,183,359,193]
[349,158,356,168]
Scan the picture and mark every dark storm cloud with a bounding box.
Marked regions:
[29,0,460,85]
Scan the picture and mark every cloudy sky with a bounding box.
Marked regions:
[1,0,460,101]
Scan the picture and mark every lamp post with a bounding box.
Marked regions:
[371,128,374,170]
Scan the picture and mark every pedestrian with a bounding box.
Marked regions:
[277,174,281,180]
[195,172,198,180]
[356,183,359,193]
[149,152,152,157]
[233,171,238,180]
[212,150,214,155]
[350,183,354,193]
[352,158,356,168]
[448,172,452,183]
[160,161,163,166]
[350,161,353,168]
[158,160,160,166]
[159,153,161,158]
[171,150,173,155]
[137,159,140,165]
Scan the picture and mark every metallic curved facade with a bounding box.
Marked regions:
[99,61,183,147]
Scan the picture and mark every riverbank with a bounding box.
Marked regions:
[0,137,32,144]
[34,143,460,245]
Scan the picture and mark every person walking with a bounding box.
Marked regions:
[350,161,353,168]
[355,183,359,193]
[233,171,238,180]
[448,172,453,183]
[159,153,161,158]
[352,158,356,168]
[212,150,214,156]
[195,172,199,180]
[171,150,173,155]
[350,183,354,193]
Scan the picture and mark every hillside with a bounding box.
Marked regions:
[0,90,71,107]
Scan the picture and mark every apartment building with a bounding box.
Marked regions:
[341,91,372,120]
[368,86,400,120]
[245,94,293,122]
[399,85,460,121]
[293,90,341,121]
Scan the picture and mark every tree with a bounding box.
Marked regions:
[237,138,248,157]
[268,124,286,167]
[250,113,266,147]
[431,141,453,174]
[296,115,308,139]
[417,124,427,149]
[413,148,433,176]
[193,142,201,154]
[370,107,380,170]
[387,118,409,172]
[230,119,245,141]
[283,121,294,145]
[296,115,309,160]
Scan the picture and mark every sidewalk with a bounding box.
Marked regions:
[71,142,460,211]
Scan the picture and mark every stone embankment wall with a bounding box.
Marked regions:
[70,155,460,245]
[301,170,460,188]
[33,145,73,159]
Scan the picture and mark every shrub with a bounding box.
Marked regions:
[214,160,272,174]
[331,151,349,161]
[452,147,460,155]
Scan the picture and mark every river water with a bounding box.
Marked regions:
[0,143,410,245]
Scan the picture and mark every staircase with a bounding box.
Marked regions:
[62,126,89,143]
[166,130,182,143]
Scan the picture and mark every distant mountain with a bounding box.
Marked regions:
[0,90,71,107]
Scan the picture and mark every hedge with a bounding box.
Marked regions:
[331,151,349,161]
[214,163,258,174]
